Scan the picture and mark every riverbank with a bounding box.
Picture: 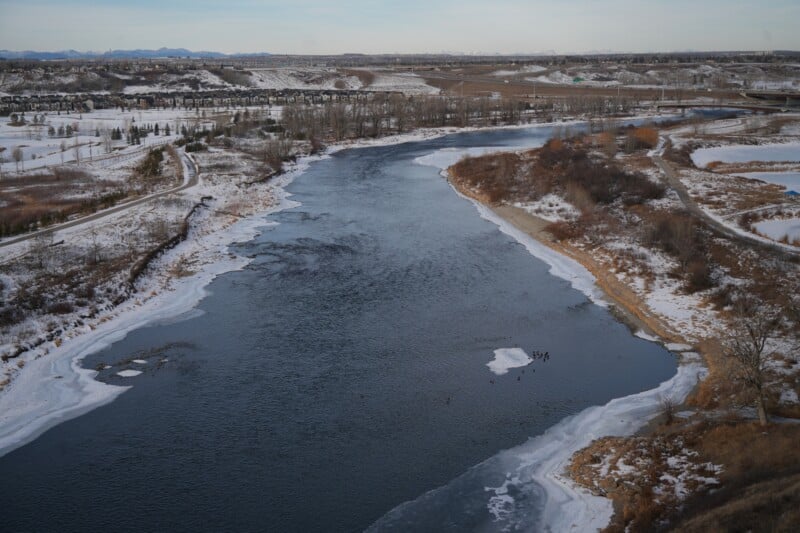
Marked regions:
[0,116,691,523]
[417,142,710,529]
[490,204,688,346]
[0,121,564,458]
[440,114,800,529]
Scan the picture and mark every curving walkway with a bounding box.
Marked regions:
[0,149,199,251]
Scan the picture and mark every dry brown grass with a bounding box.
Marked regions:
[448,151,523,203]
[633,127,659,148]
[696,421,800,481]
[674,473,800,533]
[570,417,800,533]
[422,70,743,101]
[570,428,722,533]
[0,168,131,237]
[666,422,800,532]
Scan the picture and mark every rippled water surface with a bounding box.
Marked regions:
[1,127,677,532]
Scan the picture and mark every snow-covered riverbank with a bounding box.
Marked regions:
[0,167,301,457]
[413,141,711,531]
[0,124,520,457]
[1,118,692,533]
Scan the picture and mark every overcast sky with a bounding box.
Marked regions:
[1,0,798,54]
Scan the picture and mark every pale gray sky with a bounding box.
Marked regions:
[1,0,798,54]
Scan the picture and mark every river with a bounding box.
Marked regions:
[1,125,678,532]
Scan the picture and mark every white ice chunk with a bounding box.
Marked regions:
[665,343,693,352]
[487,348,532,376]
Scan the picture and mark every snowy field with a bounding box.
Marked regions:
[368,72,439,95]
[0,106,279,173]
[492,65,547,77]
[0,66,440,97]
[0,108,204,172]
[248,68,360,91]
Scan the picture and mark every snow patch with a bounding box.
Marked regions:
[492,65,547,77]
[665,343,693,352]
[514,194,580,222]
[752,218,800,244]
[116,370,142,378]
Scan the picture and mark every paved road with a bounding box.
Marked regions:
[0,150,199,250]
[653,155,800,259]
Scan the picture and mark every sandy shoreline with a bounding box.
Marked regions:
[435,161,709,530]
[491,204,685,345]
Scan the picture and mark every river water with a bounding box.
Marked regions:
[1,125,677,532]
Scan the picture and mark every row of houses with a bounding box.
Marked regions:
[0,88,403,115]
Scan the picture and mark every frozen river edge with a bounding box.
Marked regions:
[389,148,704,532]
[1,123,701,533]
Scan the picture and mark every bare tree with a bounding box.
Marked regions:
[102,129,113,154]
[723,300,781,426]
[12,146,24,171]
[87,227,103,265]
[29,232,55,271]
[73,134,81,164]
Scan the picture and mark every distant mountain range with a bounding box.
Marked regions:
[0,48,271,60]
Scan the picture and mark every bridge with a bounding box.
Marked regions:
[741,90,800,107]
[655,101,788,113]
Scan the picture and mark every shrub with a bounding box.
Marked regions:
[184,142,207,153]
[624,126,659,152]
[686,257,715,293]
[546,220,581,241]
[46,301,74,315]
[136,148,164,177]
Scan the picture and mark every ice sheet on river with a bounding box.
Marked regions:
[368,363,705,532]
[691,142,800,168]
